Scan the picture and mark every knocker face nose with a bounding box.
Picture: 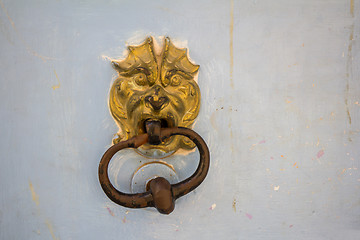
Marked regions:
[144,85,169,111]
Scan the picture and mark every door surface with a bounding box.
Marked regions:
[1,0,359,239]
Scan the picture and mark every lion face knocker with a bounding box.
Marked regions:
[109,37,200,156]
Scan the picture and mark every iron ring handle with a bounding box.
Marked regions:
[98,127,210,214]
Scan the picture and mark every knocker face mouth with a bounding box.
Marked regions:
[109,37,200,156]
[135,113,177,149]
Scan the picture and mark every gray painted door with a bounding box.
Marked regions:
[1,0,359,239]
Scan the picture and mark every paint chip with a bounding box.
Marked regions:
[210,203,216,210]
[317,150,324,158]
[274,186,280,191]
[106,207,114,216]
[245,213,253,220]
[52,70,61,90]
[232,199,236,212]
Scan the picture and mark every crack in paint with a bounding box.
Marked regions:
[52,70,61,90]
[29,181,39,206]
[29,180,60,240]
[229,0,234,88]
[345,25,353,125]
[0,0,57,62]
[345,0,354,127]
[45,220,60,240]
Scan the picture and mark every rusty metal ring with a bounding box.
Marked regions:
[98,127,210,214]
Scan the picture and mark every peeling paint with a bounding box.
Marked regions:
[209,203,216,210]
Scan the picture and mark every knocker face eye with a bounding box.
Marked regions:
[170,74,182,86]
[163,71,190,88]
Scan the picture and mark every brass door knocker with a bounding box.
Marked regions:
[98,37,210,214]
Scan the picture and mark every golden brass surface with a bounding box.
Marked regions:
[109,37,200,154]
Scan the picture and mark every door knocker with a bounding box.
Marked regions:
[98,37,210,214]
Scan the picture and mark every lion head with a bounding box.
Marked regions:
[109,37,200,155]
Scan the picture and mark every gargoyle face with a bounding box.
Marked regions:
[109,37,200,155]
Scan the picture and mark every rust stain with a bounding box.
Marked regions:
[232,198,237,212]
[52,70,61,90]
[28,181,39,206]
[229,0,234,88]
[350,0,354,17]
